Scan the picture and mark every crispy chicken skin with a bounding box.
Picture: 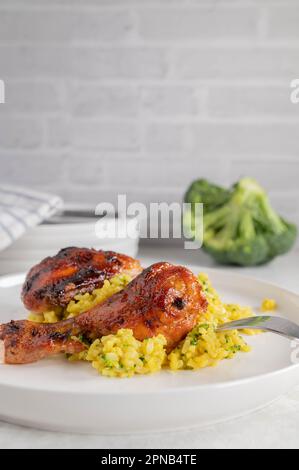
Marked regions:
[21,247,142,313]
[0,262,207,364]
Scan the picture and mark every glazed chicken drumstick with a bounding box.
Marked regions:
[22,247,142,313]
[0,262,207,364]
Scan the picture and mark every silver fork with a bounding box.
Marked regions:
[217,316,299,341]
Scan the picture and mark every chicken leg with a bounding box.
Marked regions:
[0,262,207,364]
[22,247,142,313]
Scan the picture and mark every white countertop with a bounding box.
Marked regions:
[0,241,299,449]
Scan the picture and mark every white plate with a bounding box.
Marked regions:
[0,267,299,434]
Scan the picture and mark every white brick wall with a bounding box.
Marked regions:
[0,0,298,228]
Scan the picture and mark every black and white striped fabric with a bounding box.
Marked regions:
[0,185,63,251]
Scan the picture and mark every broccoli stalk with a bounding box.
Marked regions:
[184,177,297,266]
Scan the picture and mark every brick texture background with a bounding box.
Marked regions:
[0,0,298,226]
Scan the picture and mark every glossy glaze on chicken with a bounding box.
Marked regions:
[22,247,142,313]
[0,262,207,364]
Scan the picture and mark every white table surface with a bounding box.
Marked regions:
[0,241,299,449]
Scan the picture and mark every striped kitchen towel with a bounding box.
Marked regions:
[0,184,63,251]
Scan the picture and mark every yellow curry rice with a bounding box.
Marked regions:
[28,271,261,378]
[66,272,258,377]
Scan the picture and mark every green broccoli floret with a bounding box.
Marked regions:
[184,177,297,266]
[185,179,231,214]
